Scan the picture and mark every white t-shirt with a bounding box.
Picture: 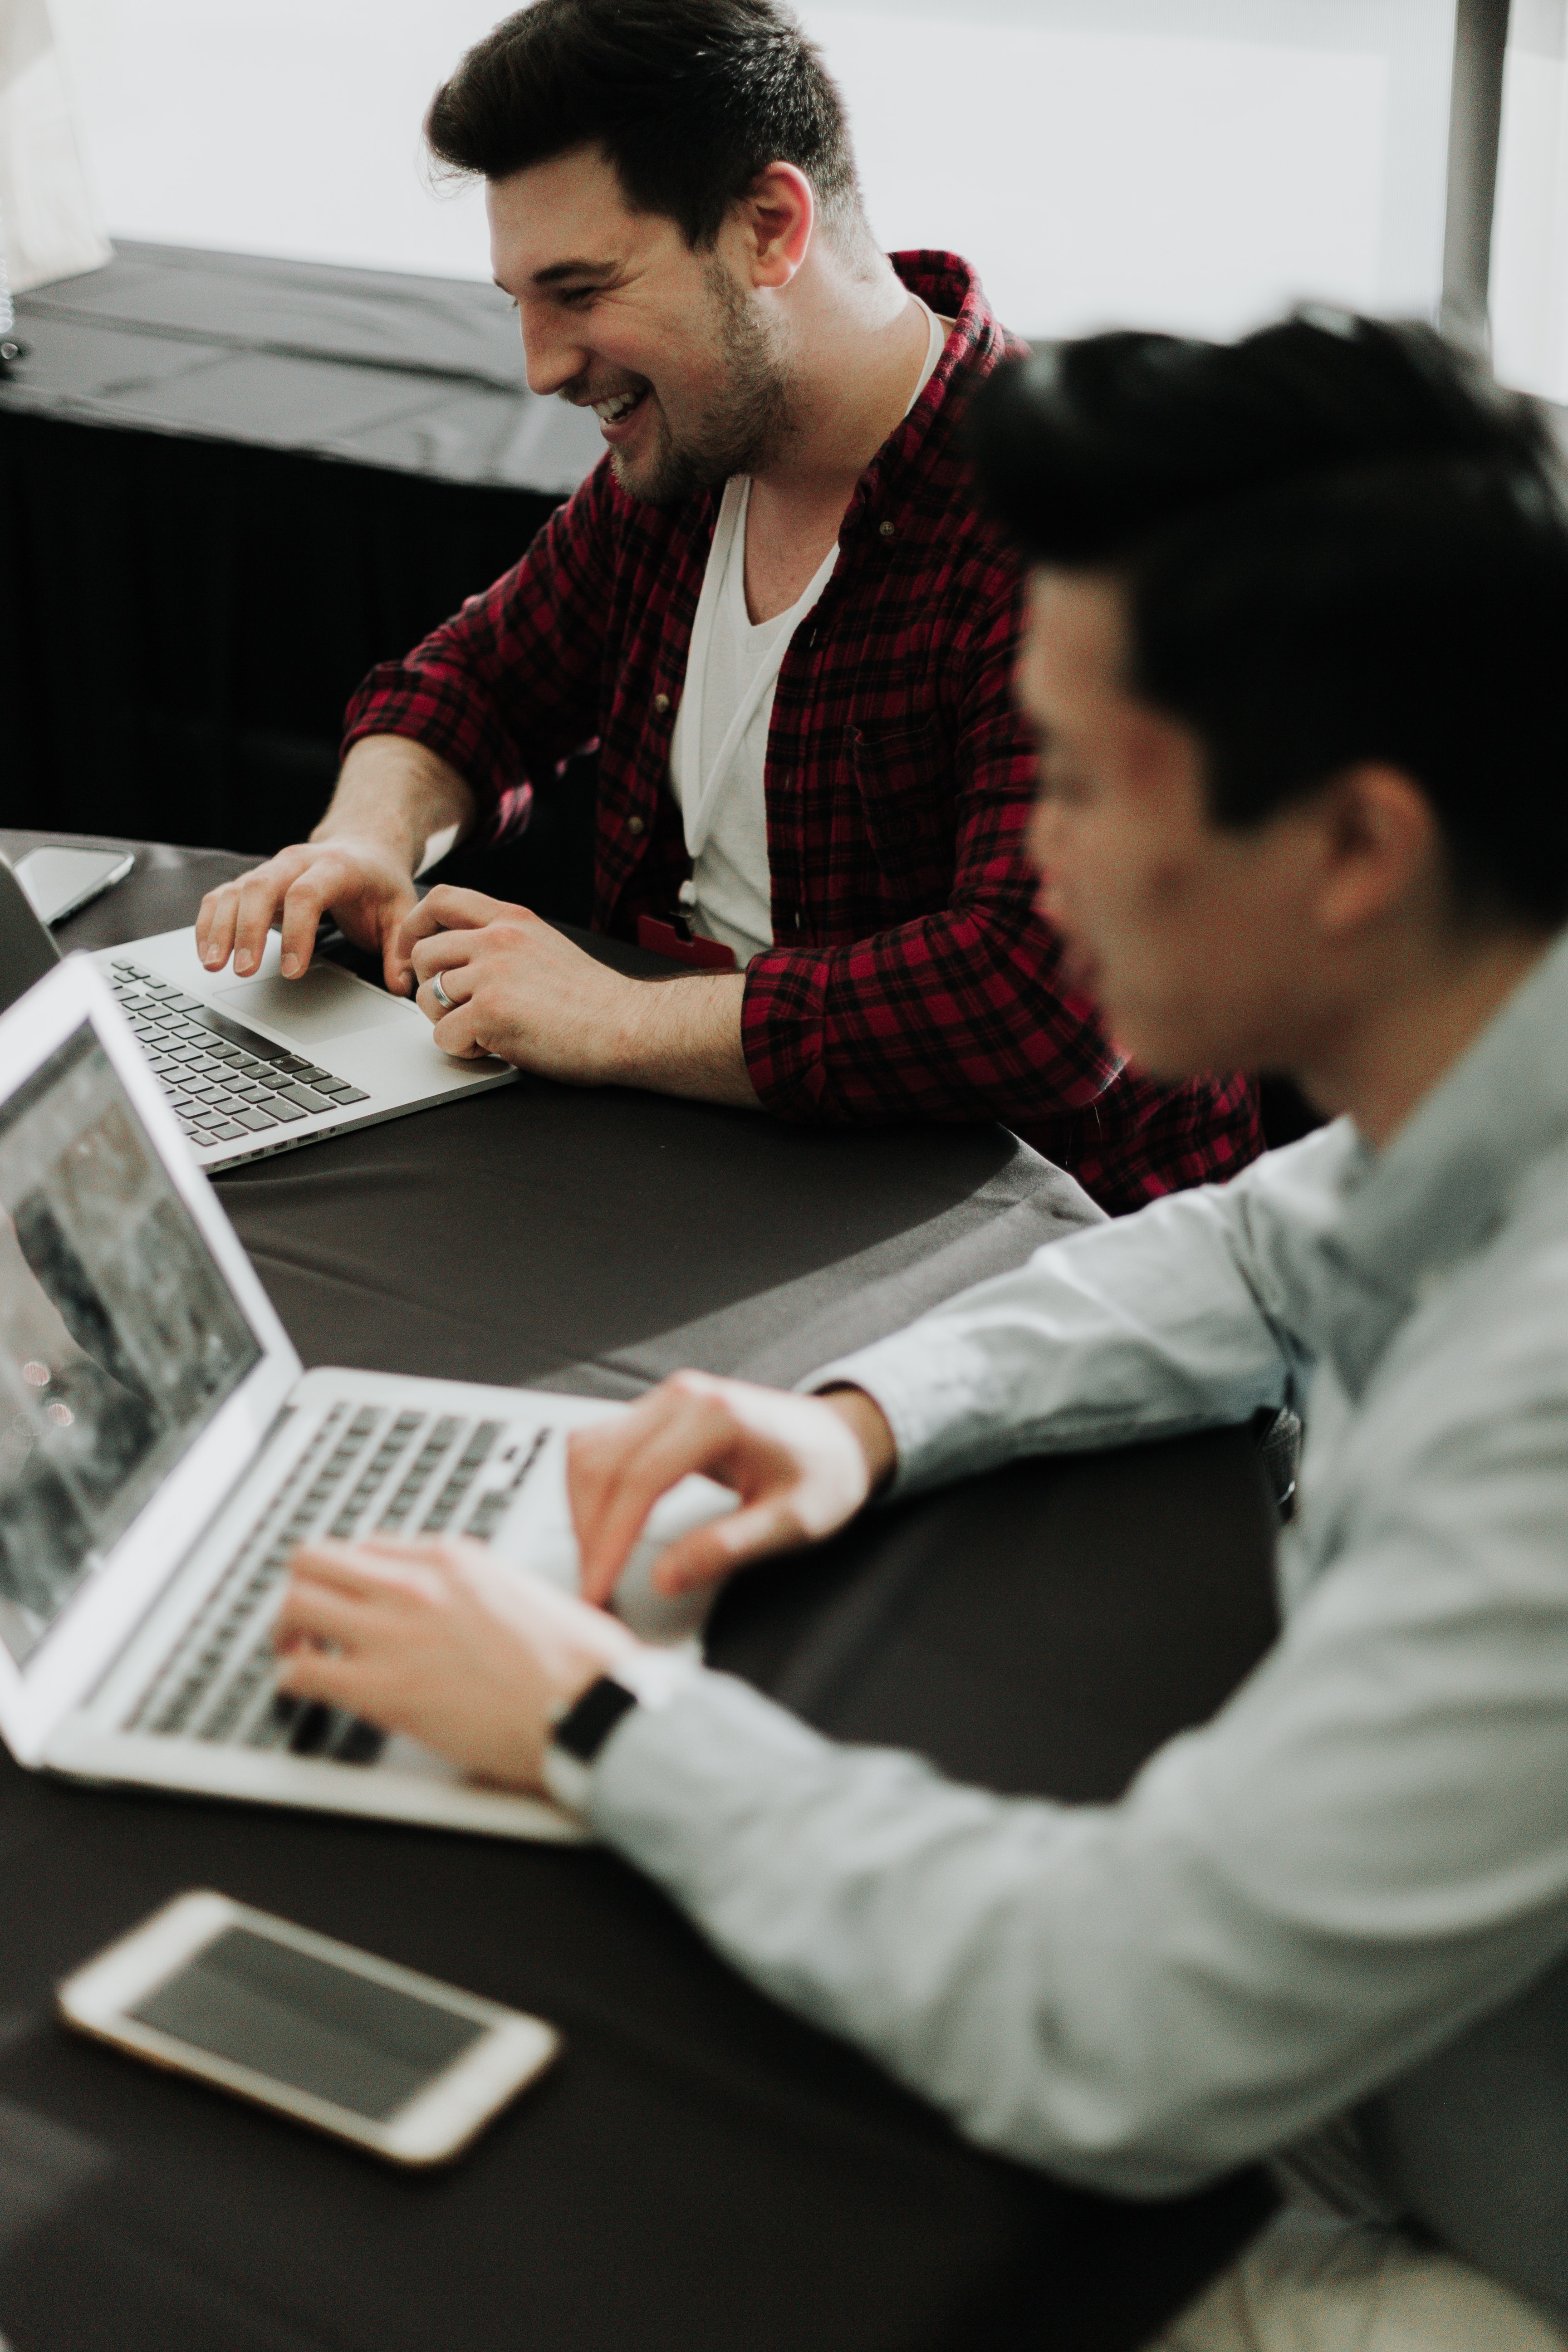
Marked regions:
[668,302,950,965]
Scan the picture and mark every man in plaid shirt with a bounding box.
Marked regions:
[196,0,1259,1215]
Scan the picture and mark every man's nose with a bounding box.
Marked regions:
[518,305,588,400]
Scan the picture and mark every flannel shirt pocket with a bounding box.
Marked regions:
[850,712,955,905]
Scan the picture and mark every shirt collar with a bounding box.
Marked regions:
[1320,924,1568,1394]
[672,251,1009,548]
[838,250,1014,529]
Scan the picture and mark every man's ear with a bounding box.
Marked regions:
[738,162,815,288]
[1313,762,1442,938]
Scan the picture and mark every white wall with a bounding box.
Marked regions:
[49,0,1457,338]
[1491,0,1568,399]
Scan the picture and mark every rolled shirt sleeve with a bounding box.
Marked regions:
[805,1129,1343,1495]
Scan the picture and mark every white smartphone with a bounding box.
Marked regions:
[57,1890,561,2166]
[11,845,134,925]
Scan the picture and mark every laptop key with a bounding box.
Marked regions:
[333,1719,387,1767]
[277,1083,336,1113]
[208,1122,248,1141]
[231,1107,280,1132]
[255,1095,307,1122]
[286,1702,335,1756]
[333,1088,370,1106]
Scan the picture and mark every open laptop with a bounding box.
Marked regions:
[0,956,722,1840]
[0,854,515,1172]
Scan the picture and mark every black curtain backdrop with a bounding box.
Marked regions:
[0,407,568,867]
[0,242,602,898]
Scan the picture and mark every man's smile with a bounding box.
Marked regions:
[574,382,653,442]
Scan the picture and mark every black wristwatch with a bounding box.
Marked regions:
[543,1651,696,1817]
[551,1676,639,1764]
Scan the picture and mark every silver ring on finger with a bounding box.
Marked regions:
[430,972,456,1012]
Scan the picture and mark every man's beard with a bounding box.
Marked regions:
[608,260,798,507]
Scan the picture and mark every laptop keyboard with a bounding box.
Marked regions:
[104,960,369,1149]
[122,1401,552,1764]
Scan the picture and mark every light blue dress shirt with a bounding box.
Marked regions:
[586,929,1568,2321]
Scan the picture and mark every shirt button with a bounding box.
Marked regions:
[878,520,896,539]
[653,692,671,714]
[627,815,646,837]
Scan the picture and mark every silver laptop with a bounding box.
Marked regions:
[0,854,515,1171]
[0,956,721,1839]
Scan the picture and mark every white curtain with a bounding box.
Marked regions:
[0,0,110,294]
[1491,0,1568,398]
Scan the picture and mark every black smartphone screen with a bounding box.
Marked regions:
[128,1926,485,2121]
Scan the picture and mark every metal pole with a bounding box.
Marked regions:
[1440,0,1514,352]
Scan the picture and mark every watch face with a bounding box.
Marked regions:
[553,1676,639,1764]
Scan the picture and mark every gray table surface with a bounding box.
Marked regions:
[0,829,1281,2352]
[6,827,1104,1398]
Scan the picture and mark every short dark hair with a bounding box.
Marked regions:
[425,0,864,251]
[968,315,1568,930]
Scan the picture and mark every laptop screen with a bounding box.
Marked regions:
[0,1024,263,1665]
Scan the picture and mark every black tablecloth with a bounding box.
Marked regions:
[0,242,600,491]
[5,828,1109,1396]
[0,245,592,862]
[0,833,1279,2351]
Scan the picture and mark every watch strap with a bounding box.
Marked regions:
[550,1674,639,1764]
[543,1647,701,1820]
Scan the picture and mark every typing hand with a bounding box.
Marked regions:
[569,1373,897,1609]
[196,836,420,993]
[401,888,642,1079]
[273,1536,640,1789]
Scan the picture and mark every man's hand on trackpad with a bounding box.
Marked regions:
[195,838,420,996]
[567,1372,897,1608]
[400,887,644,1076]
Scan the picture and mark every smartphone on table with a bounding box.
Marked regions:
[10,845,134,925]
[57,1890,561,2165]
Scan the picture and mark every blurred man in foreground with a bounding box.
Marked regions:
[275,316,1568,2347]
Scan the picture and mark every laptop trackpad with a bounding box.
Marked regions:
[214,964,416,1047]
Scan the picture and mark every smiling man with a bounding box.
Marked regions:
[275,315,1568,2347]
[192,0,1258,1214]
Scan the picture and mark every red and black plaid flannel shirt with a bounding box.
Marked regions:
[343,252,1261,1214]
